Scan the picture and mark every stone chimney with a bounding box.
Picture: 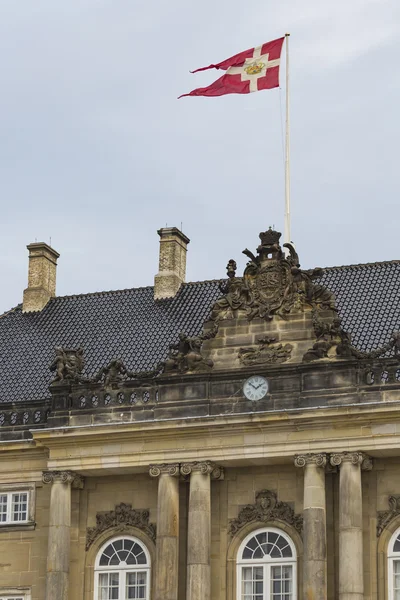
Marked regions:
[154,228,190,300]
[22,242,60,313]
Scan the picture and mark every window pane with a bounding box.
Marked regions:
[0,495,7,522]
[113,539,123,551]
[126,571,147,599]
[241,566,263,600]
[11,492,28,522]
[255,533,267,545]
[394,538,400,553]
[271,565,293,600]
[99,572,119,600]
[394,560,400,600]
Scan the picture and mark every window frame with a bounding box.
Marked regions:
[0,484,35,530]
[236,527,297,600]
[94,535,151,600]
[0,587,31,600]
[387,527,400,600]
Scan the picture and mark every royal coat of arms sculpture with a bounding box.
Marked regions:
[210,227,336,322]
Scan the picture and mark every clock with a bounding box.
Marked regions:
[243,376,269,401]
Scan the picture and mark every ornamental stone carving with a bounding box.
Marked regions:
[92,359,164,385]
[228,489,303,537]
[164,328,217,374]
[86,503,156,550]
[149,463,180,478]
[42,470,84,488]
[49,347,86,384]
[377,496,400,537]
[294,453,327,468]
[329,452,372,471]
[238,336,293,366]
[210,227,336,323]
[180,461,224,480]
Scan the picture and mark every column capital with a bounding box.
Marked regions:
[180,461,224,480]
[294,453,327,468]
[42,470,84,488]
[149,463,180,478]
[330,451,372,470]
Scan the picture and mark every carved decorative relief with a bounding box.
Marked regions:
[377,496,400,537]
[149,463,180,478]
[42,470,84,488]
[49,347,86,384]
[294,453,327,468]
[330,452,372,470]
[86,503,156,550]
[239,336,293,366]
[210,228,337,323]
[180,461,224,480]
[164,327,217,375]
[228,489,303,537]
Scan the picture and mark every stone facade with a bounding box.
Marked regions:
[1,228,400,600]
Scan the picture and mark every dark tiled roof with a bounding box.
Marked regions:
[0,261,399,403]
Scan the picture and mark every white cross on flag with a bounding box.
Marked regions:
[179,37,284,98]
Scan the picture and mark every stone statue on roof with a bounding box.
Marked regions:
[210,227,337,322]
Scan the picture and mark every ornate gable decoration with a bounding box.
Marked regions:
[377,496,400,537]
[210,228,336,322]
[228,489,303,537]
[86,503,156,550]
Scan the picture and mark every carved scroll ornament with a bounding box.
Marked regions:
[86,503,156,550]
[377,496,400,537]
[228,489,303,537]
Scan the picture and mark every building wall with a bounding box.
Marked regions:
[1,457,400,599]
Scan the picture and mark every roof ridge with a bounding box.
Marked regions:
[0,304,22,320]
[45,279,222,303]
[49,285,154,302]
[321,259,400,271]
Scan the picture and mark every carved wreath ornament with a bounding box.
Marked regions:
[228,490,303,537]
[86,503,156,550]
[377,496,400,537]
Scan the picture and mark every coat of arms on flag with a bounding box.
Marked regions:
[179,37,285,98]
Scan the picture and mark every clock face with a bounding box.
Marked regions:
[243,376,269,401]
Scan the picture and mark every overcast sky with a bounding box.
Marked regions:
[0,0,399,314]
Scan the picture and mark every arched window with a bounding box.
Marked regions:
[94,536,150,600]
[236,528,297,600]
[388,528,400,600]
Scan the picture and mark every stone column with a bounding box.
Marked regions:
[330,452,372,600]
[295,453,327,600]
[149,463,180,600]
[42,470,84,600]
[180,461,223,600]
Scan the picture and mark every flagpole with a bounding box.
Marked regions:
[284,33,291,246]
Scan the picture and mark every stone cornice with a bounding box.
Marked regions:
[86,503,156,550]
[149,463,180,478]
[330,452,372,470]
[229,489,303,537]
[180,461,224,479]
[377,496,400,537]
[42,470,84,488]
[294,453,327,468]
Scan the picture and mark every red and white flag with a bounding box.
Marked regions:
[179,37,285,99]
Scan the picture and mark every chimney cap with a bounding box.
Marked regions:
[26,241,60,259]
[157,227,190,245]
